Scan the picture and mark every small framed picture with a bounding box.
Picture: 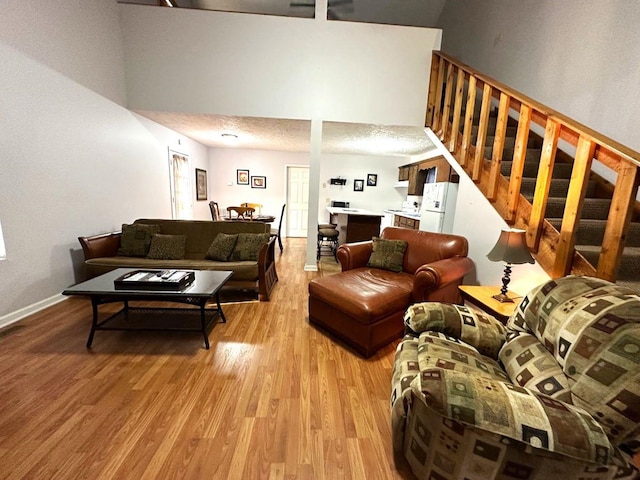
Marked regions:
[354,179,364,192]
[195,168,207,200]
[251,176,266,189]
[367,174,378,186]
[237,169,249,185]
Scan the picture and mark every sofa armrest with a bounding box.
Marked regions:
[336,241,372,271]
[78,232,121,260]
[410,368,615,464]
[412,256,474,301]
[257,236,278,301]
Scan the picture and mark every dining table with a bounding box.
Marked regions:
[222,214,275,223]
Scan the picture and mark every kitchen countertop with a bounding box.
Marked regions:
[385,209,421,220]
[327,207,384,217]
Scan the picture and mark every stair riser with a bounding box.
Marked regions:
[501,161,574,179]
[578,249,640,281]
[521,179,597,198]
[551,221,640,247]
[542,199,612,220]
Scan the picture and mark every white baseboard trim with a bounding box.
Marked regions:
[304,264,318,272]
[0,294,67,330]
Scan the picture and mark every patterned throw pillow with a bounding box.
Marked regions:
[366,237,408,273]
[117,223,161,257]
[229,233,270,261]
[205,233,238,261]
[146,234,186,260]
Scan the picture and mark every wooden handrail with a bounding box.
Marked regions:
[427,51,640,282]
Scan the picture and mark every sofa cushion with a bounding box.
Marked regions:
[117,223,160,257]
[500,331,572,403]
[230,233,270,261]
[404,302,507,359]
[146,234,186,260]
[205,233,238,261]
[308,268,413,325]
[367,237,407,273]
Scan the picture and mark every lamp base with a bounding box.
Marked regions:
[492,293,514,303]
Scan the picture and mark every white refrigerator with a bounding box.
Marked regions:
[419,182,458,233]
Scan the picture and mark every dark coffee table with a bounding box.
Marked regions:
[62,268,233,349]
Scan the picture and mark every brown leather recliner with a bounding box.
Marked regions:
[308,227,475,357]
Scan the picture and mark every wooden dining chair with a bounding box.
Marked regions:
[241,203,262,215]
[209,201,221,221]
[227,206,255,220]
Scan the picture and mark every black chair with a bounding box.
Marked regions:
[209,201,220,221]
[317,226,339,261]
[270,204,286,253]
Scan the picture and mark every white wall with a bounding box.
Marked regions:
[120,5,442,127]
[207,148,310,228]
[318,154,408,222]
[425,131,550,296]
[0,2,208,323]
[437,0,640,153]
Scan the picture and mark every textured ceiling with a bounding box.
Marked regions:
[136,111,436,157]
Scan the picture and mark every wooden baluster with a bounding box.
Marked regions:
[487,92,510,200]
[432,57,446,134]
[425,52,441,127]
[597,160,640,281]
[527,118,560,252]
[472,82,492,182]
[449,67,465,152]
[459,75,477,168]
[440,63,455,142]
[553,136,595,277]
[506,104,532,223]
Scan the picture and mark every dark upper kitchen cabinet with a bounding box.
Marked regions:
[407,165,427,195]
[398,155,458,196]
[398,166,410,181]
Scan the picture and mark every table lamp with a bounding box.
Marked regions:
[486,228,535,303]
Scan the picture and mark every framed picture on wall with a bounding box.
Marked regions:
[367,174,378,186]
[354,179,364,192]
[195,168,207,200]
[251,176,266,189]
[237,169,249,185]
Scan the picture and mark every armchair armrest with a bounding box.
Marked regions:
[412,256,474,301]
[78,232,121,260]
[336,241,372,271]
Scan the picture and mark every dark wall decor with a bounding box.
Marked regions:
[195,168,207,200]
[354,179,364,192]
[251,176,266,189]
[367,174,378,186]
[237,169,249,185]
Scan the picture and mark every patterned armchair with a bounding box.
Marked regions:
[391,276,640,479]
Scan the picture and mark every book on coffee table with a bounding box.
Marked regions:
[114,270,195,291]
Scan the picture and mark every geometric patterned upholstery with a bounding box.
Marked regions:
[391,276,640,479]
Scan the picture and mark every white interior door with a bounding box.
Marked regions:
[286,166,309,237]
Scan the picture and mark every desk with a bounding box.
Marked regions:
[458,285,519,324]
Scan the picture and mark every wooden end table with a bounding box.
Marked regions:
[458,285,520,324]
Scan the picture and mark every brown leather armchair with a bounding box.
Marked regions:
[308,227,474,357]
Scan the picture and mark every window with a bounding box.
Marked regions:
[168,150,192,219]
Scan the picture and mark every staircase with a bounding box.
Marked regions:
[427,51,640,290]
[475,116,640,290]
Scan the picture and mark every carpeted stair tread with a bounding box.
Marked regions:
[501,160,574,179]
[576,245,640,290]
[472,135,542,150]
[535,197,613,220]
[548,218,640,247]
[520,178,597,198]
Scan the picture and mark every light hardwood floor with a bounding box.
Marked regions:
[0,238,407,480]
